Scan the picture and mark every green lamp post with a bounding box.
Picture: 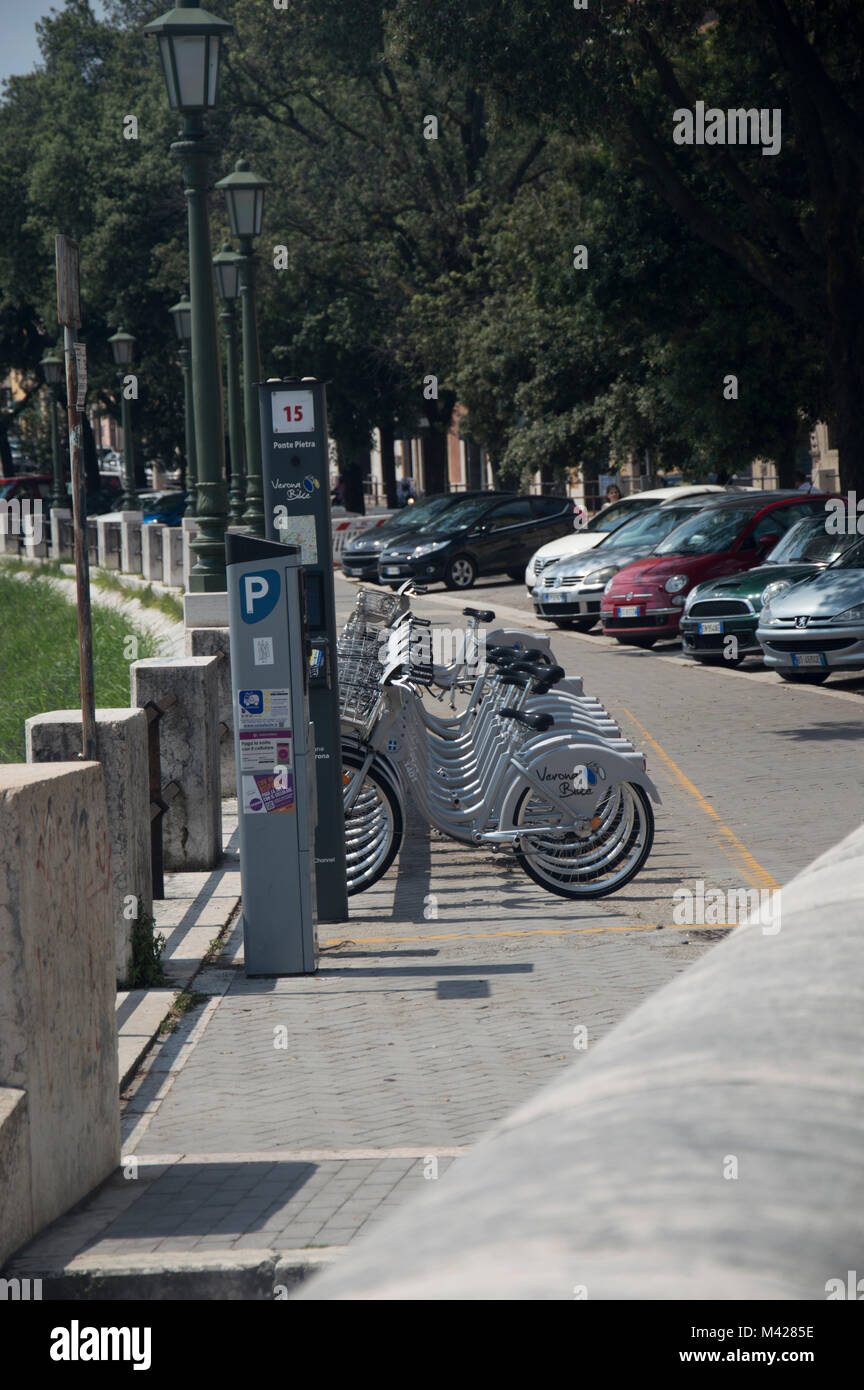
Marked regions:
[108,328,139,511]
[40,348,66,512]
[145,0,233,590]
[215,157,269,537]
[213,242,245,526]
[169,293,197,516]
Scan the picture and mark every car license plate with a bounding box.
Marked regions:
[546,591,565,603]
[383,566,401,576]
[617,605,641,618]
[698,621,723,635]
[345,567,361,576]
[792,652,826,667]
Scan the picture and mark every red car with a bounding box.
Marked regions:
[0,474,53,504]
[601,492,837,647]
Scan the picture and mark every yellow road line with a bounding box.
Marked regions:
[321,922,735,947]
[619,707,779,891]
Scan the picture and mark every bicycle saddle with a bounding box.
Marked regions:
[499,707,555,732]
[462,607,496,622]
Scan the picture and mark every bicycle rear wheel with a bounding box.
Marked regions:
[512,781,654,899]
[342,749,404,895]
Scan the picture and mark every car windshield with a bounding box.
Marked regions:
[825,536,864,569]
[584,497,656,533]
[765,516,853,566]
[383,496,457,533]
[654,506,756,556]
[595,503,704,547]
[430,496,501,529]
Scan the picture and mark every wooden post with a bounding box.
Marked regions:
[55,234,97,762]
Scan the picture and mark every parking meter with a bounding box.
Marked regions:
[258,377,349,922]
[226,532,317,975]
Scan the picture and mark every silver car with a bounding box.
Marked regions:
[531,497,714,632]
[757,536,864,682]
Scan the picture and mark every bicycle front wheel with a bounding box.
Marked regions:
[342,750,404,895]
[512,781,654,899]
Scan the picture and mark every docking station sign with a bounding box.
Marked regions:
[258,377,348,923]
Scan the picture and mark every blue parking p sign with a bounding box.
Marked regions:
[239,569,281,623]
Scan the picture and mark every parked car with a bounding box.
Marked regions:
[523,485,740,588]
[377,493,575,590]
[680,515,860,665]
[756,537,864,682]
[142,490,187,526]
[0,474,53,504]
[531,496,716,632]
[341,491,515,581]
[600,493,836,648]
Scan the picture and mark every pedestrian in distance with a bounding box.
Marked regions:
[604,482,622,505]
[793,468,819,494]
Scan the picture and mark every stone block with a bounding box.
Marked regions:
[130,657,221,870]
[119,512,143,574]
[0,762,119,1264]
[182,516,198,591]
[163,528,184,588]
[25,708,152,984]
[185,628,234,796]
[96,514,123,570]
[182,590,229,628]
[0,1088,32,1267]
[142,523,165,583]
[50,507,72,560]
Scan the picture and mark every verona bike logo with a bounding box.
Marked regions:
[537,764,605,796]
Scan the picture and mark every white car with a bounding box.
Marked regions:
[523,485,739,588]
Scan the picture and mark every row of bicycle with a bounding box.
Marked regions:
[338,582,659,900]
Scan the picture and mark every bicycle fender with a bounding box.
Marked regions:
[500,740,661,821]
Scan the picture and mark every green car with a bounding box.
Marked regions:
[680,515,857,665]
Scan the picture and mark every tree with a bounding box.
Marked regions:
[394,0,864,488]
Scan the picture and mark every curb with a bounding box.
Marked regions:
[29,1249,344,1301]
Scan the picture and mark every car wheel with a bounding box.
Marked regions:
[506,568,524,582]
[444,554,478,589]
[615,636,656,649]
[777,670,830,684]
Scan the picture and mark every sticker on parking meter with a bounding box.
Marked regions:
[237,688,292,730]
[238,731,294,773]
[241,771,295,814]
[253,635,274,666]
[271,390,315,434]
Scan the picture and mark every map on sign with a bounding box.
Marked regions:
[271,389,315,434]
[276,513,319,564]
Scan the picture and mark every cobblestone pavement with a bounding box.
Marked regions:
[10,573,861,1276]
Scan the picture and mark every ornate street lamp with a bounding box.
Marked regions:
[215,157,269,536]
[145,0,233,590]
[169,293,197,516]
[40,348,66,512]
[213,242,245,525]
[108,328,139,511]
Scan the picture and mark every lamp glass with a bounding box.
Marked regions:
[173,34,208,109]
[214,257,240,302]
[170,304,192,343]
[42,354,64,387]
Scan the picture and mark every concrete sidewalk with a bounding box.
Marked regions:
[116,804,240,1090]
[5,786,724,1296]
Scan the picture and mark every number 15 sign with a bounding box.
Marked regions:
[271,389,315,435]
